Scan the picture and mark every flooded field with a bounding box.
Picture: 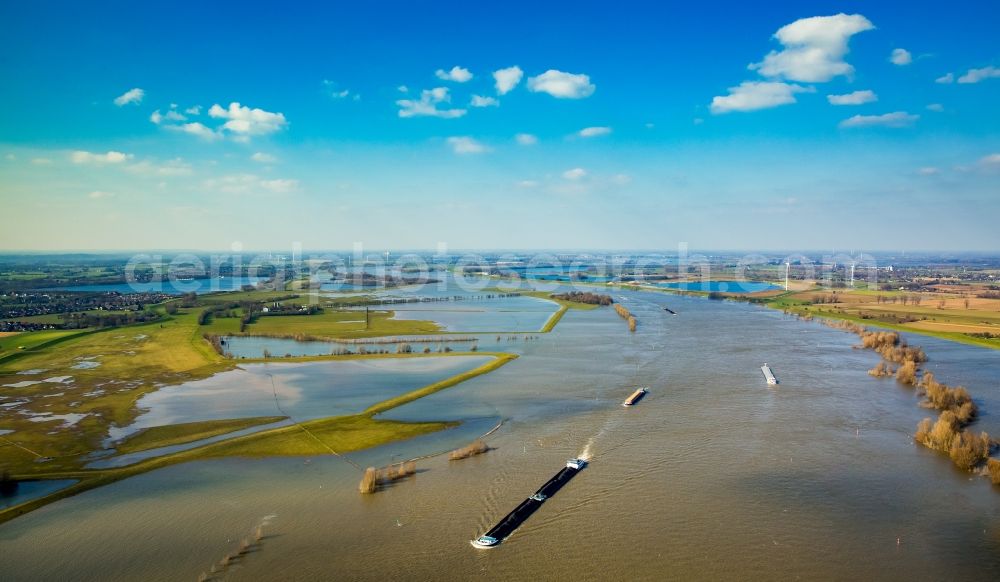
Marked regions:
[105,356,495,443]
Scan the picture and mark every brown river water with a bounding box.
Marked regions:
[2,289,1000,581]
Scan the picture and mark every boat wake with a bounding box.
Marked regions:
[578,415,620,461]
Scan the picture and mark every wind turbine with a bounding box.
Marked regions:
[784,262,790,291]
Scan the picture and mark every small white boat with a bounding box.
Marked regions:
[566,458,587,470]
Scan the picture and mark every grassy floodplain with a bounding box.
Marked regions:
[0,352,517,525]
[2,284,560,523]
[245,309,441,339]
[114,416,288,454]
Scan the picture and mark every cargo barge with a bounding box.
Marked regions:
[622,387,648,407]
[471,459,587,548]
[761,363,778,385]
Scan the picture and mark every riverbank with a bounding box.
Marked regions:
[763,289,1000,351]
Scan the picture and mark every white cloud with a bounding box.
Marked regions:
[185,105,202,115]
[435,66,473,83]
[114,88,145,106]
[917,167,940,175]
[208,102,288,136]
[890,48,912,66]
[396,87,466,118]
[397,85,409,93]
[126,158,192,177]
[936,73,955,84]
[517,180,539,188]
[838,111,919,128]
[515,133,538,146]
[204,174,297,194]
[152,109,185,124]
[827,89,877,105]
[31,158,53,165]
[88,190,115,199]
[611,174,632,185]
[750,14,875,82]
[562,167,587,180]
[204,174,259,193]
[323,80,358,100]
[251,152,277,163]
[527,70,595,99]
[980,153,1000,167]
[958,66,1000,84]
[926,103,944,112]
[710,81,811,114]
[169,122,222,141]
[71,150,133,164]
[260,179,298,193]
[493,66,524,95]
[578,126,612,138]
[470,95,499,107]
[446,136,489,155]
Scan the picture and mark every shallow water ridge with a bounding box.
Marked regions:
[3,289,1000,580]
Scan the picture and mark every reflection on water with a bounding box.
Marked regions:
[106,356,494,443]
[3,290,1000,580]
[656,280,779,293]
[1,479,78,509]
[222,334,524,359]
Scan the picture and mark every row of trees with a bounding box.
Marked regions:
[614,304,637,332]
[834,319,998,482]
[550,291,614,306]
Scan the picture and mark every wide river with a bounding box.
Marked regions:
[3,288,1000,580]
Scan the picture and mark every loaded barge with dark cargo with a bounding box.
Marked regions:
[471,459,587,548]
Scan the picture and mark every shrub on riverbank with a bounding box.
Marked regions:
[868,361,894,377]
[449,439,489,460]
[917,412,959,451]
[359,467,378,493]
[359,461,417,493]
[916,412,992,471]
[920,371,977,423]
[896,360,918,385]
[949,431,991,471]
[988,458,1000,485]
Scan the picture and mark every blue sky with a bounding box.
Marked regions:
[1,1,998,251]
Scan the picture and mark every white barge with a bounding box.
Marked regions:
[761,363,778,385]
